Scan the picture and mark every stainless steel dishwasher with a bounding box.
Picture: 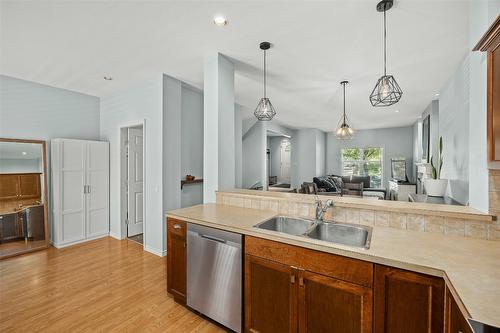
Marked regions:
[187,223,242,333]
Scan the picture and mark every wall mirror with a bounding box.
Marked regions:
[0,138,49,259]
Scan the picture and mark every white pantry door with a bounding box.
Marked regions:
[280,140,291,184]
[127,127,144,237]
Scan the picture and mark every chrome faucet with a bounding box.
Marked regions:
[315,198,334,221]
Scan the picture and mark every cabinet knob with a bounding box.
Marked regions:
[173,224,181,229]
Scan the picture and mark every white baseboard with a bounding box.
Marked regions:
[109,231,123,240]
[52,233,109,249]
[144,245,166,257]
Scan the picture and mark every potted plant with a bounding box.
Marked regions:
[424,136,448,197]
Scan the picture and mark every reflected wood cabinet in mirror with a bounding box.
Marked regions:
[0,138,49,259]
[474,15,500,161]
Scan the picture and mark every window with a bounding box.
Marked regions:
[341,147,383,188]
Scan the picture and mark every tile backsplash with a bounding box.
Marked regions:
[217,191,499,241]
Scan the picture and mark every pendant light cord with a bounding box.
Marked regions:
[383,9,387,76]
[263,49,267,98]
[343,82,346,124]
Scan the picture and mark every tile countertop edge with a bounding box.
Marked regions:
[217,189,495,222]
[166,204,500,328]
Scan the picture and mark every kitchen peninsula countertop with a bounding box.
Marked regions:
[167,203,500,328]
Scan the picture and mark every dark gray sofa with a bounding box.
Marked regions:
[313,175,387,199]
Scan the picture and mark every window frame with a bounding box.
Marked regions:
[341,147,384,188]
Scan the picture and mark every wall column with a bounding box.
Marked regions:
[203,53,235,202]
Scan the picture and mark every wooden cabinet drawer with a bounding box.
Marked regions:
[245,236,373,287]
[167,218,186,237]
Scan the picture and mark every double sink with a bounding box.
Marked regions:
[254,216,372,249]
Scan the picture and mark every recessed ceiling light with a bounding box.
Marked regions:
[435,93,440,97]
[395,110,399,113]
[213,16,228,26]
[104,76,113,81]
[22,151,27,155]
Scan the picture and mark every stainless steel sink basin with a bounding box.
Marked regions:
[254,216,315,236]
[306,222,372,249]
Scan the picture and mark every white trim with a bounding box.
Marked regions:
[52,233,109,249]
[109,231,123,240]
[144,245,166,257]
[119,119,146,251]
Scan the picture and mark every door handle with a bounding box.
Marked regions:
[83,185,87,194]
[199,234,227,244]
[290,274,296,284]
[87,185,91,193]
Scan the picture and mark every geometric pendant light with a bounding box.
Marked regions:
[369,0,403,107]
[335,81,355,140]
[254,41,277,121]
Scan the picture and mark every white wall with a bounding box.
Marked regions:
[180,85,204,207]
[326,126,414,189]
[439,57,470,205]
[269,137,285,179]
[100,74,164,255]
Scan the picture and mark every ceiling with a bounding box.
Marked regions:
[0,1,469,131]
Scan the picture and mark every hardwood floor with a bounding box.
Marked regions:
[0,237,228,332]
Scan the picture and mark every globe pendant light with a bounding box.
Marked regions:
[335,81,355,140]
[369,0,403,107]
[254,42,276,121]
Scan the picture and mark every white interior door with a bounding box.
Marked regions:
[60,140,86,243]
[86,141,109,238]
[280,141,291,184]
[127,127,144,237]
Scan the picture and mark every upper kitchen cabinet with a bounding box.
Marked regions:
[374,265,445,333]
[0,138,49,259]
[474,15,500,161]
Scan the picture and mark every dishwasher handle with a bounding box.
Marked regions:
[199,233,227,244]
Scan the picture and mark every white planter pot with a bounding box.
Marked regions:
[424,179,448,197]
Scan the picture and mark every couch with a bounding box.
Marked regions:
[313,175,387,199]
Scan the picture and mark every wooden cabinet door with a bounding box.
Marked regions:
[245,254,297,333]
[18,174,40,199]
[0,174,20,200]
[298,270,372,333]
[167,218,187,304]
[374,265,444,333]
[445,289,473,333]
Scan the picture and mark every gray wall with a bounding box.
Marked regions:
[467,0,499,212]
[0,75,100,140]
[1,75,100,242]
[439,57,470,205]
[100,74,164,255]
[291,128,326,189]
[180,85,204,208]
[326,126,414,189]
[0,158,42,173]
[421,100,440,163]
[242,121,266,188]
